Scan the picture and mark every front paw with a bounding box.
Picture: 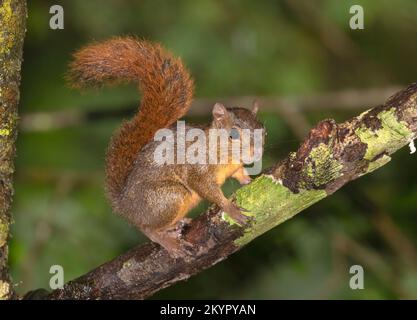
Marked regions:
[223,202,252,226]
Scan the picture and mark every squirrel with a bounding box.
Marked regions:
[68,37,264,258]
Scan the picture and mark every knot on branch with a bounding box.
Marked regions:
[270,83,417,195]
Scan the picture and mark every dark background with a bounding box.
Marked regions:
[10,0,417,299]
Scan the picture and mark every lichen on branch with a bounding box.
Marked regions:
[231,84,417,247]
[0,0,27,300]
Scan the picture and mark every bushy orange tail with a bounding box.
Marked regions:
[68,37,194,203]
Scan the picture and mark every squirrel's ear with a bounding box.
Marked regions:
[252,99,259,115]
[212,103,231,127]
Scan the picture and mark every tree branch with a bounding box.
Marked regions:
[20,86,401,132]
[36,83,417,300]
[0,0,27,300]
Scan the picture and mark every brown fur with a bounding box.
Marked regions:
[69,38,264,258]
[68,37,194,204]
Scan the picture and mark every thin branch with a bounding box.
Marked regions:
[372,210,417,269]
[275,100,311,139]
[31,83,417,300]
[20,86,402,132]
[334,234,410,298]
[0,0,27,300]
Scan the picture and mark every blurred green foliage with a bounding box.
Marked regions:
[9,0,417,299]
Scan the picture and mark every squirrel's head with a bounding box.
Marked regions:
[210,101,265,161]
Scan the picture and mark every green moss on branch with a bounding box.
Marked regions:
[234,176,326,246]
[356,108,413,161]
[226,83,417,251]
[0,0,27,300]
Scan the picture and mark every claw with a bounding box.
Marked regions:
[223,202,254,226]
[234,214,251,226]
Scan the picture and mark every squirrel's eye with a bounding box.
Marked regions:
[229,128,240,140]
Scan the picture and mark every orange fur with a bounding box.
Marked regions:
[215,164,241,185]
[68,37,194,204]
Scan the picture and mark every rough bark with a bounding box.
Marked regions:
[0,0,27,300]
[38,83,417,300]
